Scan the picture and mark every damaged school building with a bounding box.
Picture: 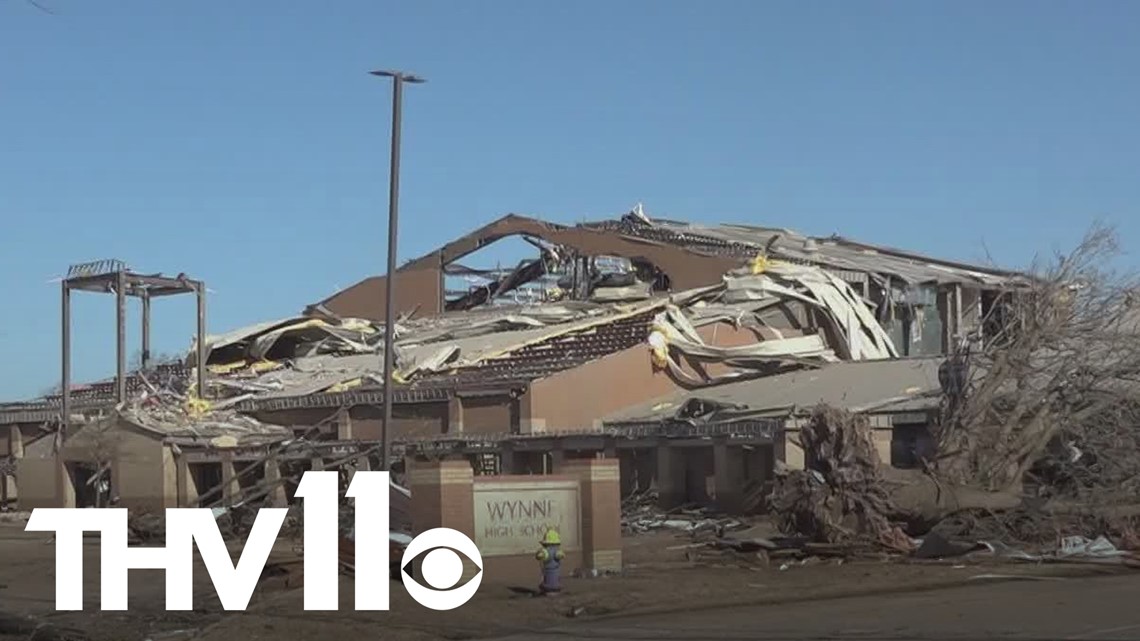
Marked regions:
[0,207,1026,514]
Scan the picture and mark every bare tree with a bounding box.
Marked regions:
[772,224,1140,546]
[936,224,1140,492]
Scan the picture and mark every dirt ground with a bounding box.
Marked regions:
[487,572,1140,641]
[1,518,1129,641]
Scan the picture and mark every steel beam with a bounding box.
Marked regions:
[141,291,151,370]
[60,281,71,433]
[116,270,127,403]
[196,281,207,398]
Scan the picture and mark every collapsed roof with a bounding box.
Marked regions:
[0,208,1024,434]
[311,207,1027,323]
[649,261,899,387]
[186,257,908,408]
[584,214,1024,287]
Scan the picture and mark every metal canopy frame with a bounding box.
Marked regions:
[60,259,207,432]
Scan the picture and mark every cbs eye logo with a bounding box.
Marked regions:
[400,528,484,610]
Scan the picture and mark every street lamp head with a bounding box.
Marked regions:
[370,70,426,83]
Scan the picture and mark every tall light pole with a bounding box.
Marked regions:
[370,69,425,471]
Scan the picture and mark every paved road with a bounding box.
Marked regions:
[489,573,1140,641]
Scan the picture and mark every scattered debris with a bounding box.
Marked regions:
[621,490,749,536]
[914,532,984,560]
[0,610,89,641]
[0,511,29,524]
[1058,535,1126,559]
[967,574,1067,582]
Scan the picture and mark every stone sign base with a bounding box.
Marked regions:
[409,459,622,585]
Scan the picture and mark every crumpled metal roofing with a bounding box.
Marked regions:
[587,217,1025,287]
[195,297,670,402]
[644,263,900,387]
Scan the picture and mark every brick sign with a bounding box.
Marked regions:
[472,479,581,557]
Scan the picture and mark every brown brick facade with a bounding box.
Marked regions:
[559,459,622,572]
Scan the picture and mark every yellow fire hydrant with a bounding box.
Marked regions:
[534,528,565,595]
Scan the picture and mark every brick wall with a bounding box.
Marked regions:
[528,322,771,432]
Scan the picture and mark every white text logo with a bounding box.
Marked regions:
[25,471,483,611]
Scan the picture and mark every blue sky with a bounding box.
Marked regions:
[2,0,1138,400]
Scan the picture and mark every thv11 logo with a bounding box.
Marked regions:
[25,471,483,611]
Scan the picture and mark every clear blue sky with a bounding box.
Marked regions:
[2,0,1138,400]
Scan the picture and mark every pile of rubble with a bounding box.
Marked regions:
[621,489,889,569]
[621,490,749,535]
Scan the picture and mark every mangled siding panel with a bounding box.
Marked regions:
[645,262,899,386]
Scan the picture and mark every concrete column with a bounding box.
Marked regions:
[940,288,953,354]
[0,466,8,507]
[548,448,565,474]
[56,457,76,509]
[336,408,353,440]
[175,455,198,507]
[780,421,805,470]
[9,426,24,458]
[3,427,24,504]
[499,442,519,475]
[871,427,893,467]
[953,283,963,344]
[561,459,622,573]
[220,452,239,507]
[603,440,618,459]
[713,438,744,512]
[264,453,288,508]
[655,439,684,509]
[617,450,635,498]
[447,397,464,434]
